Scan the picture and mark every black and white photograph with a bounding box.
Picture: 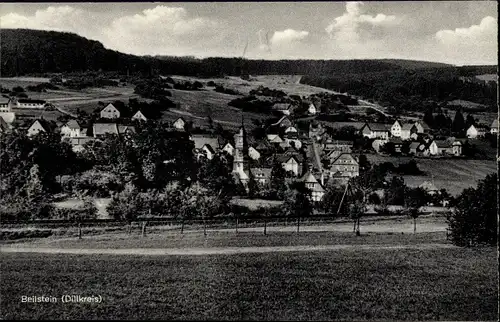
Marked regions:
[0,1,498,320]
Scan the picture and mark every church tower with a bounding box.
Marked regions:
[233,117,249,174]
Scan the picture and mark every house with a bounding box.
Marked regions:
[490,119,498,134]
[308,103,317,115]
[270,115,292,128]
[308,122,325,141]
[277,154,304,177]
[69,137,95,153]
[131,110,148,122]
[328,153,359,179]
[323,139,352,152]
[267,134,284,144]
[0,112,16,125]
[222,142,235,156]
[248,146,261,160]
[301,171,325,202]
[466,124,488,138]
[100,103,122,119]
[390,120,402,137]
[401,124,418,140]
[27,119,57,137]
[60,120,82,138]
[16,99,46,109]
[413,121,431,134]
[420,181,439,195]
[250,167,272,185]
[451,140,462,156]
[409,142,421,155]
[118,125,136,136]
[283,131,302,149]
[191,134,221,160]
[0,97,12,112]
[93,123,119,137]
[429,140,454,156]
[272,103,292,115]
[360,123,390,140]
[173,117,186,130]
[388,137,403,153]
[0,117,9,135]
[284,125,298,133]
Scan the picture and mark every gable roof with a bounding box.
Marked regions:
[491,119,498,128]
[300,171,325,192]
[273,103,291,111]
[0,112,16,124]
[276,153,305,164]
[191,135,221,151]
[368,123,391,131]
[409,142,421,150]
[0,117,8,131]
[250,167,272,179]
[118,125,136,134]
[30,118,57,132]
[401,123,416,131]
[388,137,403,144]
[414,120,431,130]
[64,119,80,130]
[331,153,358,165]
[93,123,118,136]
[433,140,452,148]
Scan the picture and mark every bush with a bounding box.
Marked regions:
[447,173,497,247]
[0,229,53,240]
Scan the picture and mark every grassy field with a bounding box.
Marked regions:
[1,242,496,320]
[367,155,497,196]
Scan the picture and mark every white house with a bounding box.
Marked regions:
[277,155,303,177]
[248,146,261,160]
[173,117,186,130]
[191,135,220,160]
[0,112,16,125]
[27,119,55,137]
[308,103,317,115]
[390,120,402,137]
[267,134,284,144]
[0,97,12,112]
[131,110,148,122]
[490,119,498,134]
[100,103,121,119]
[222,142,235,156]
[301,171,325,202]
[466,124,488,138]
[413,121,431,134]
[60,120,82,138]
[400,124,418,140]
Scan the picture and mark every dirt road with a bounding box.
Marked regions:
[0,243,455,256]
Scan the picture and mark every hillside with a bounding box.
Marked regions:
[1,29,458,78]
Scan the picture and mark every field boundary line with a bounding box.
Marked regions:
[0,243,456,256]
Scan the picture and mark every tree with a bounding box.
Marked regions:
[452,110,466,135]
[358,154,371,172]
[386,176,406,206]
[270,161,287,200]
[447,173,497,247]
[349,201,365,235]
[284,182,312,221]
[423,109,434,128]
[465,113,476,128]
[107,182,142,223]
[404,187,428,233]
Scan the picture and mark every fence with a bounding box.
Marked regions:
[0,212,448,240]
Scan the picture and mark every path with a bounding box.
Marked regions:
[0,243,455,256]
[311,141,324,172]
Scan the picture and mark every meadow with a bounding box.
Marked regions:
[1,241,496,320]
[366,155,497,196]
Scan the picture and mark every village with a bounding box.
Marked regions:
[0,90,497,205]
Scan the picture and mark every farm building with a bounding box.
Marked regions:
[93,123,119,137]
[15,98,47,109]
[466,124,488,138]
[413,121,431,134]
[276,154,304,177]
[360,123,390,140]
[0,97,13,112]
[428,140,461,156]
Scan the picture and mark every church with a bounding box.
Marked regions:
[232,123,252,187]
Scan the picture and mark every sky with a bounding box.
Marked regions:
[0,1,497,65]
